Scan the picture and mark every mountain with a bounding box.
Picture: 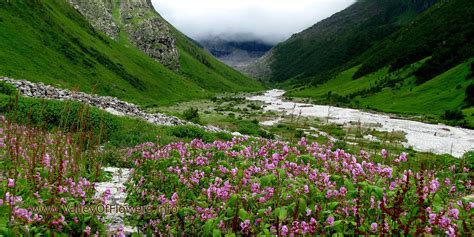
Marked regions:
[247,0,474,126]
[0,0,263,106]
[248,0,438,83]
[198,36,273,73]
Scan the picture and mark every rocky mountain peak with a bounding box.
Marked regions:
[68,0,120,39]
[68,0,180,69]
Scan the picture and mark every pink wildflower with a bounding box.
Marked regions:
[371,223,378,233]
[281,225,289,236]
[326,216,334,227]
[7,178,14,188]
[240,219,250,234]
[448,208,459,220]
[84,226,91,236]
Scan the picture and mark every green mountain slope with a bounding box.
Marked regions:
[354,0,474,83]
[0,0,263,106]
[253,0,473,126]
[263,0,436,83]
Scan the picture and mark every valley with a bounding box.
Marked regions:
[0,0,473,236]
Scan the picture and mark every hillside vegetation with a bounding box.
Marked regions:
[267,0,436,83]
[354,0,474,83]
[0,0,263,107]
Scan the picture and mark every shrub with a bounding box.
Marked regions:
[257,129,275,139]
[0,81,17,95]
[170,125,206,139]
[247,103,261,110]
[294,129,304,139]
[442,109,465,121]
[237,120,260,136]
[465,84,474,106]
[169,125,233,143]
[213,132,232,141]
[182,107,200,123]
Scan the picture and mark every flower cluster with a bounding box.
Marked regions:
[0,118,104,235]
[126,137,473,235]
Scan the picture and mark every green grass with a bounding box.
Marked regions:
[357,62,471,115]
[462,107,474,128]
[286,66,388,101]
[157,97,276,138]
[0,0,263,107]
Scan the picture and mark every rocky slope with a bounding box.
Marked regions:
[68,0,179,69]
[67,0,119,39]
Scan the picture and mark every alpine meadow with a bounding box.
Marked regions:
[0,0,472,236]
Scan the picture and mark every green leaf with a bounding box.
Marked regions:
[372,186,384,199]
[344,179,355,191]
[409,207,419,219]
[333,220,344,232]
[278,168,286,179]
[226,207,235,217]
[213,229,222,237]
[329,201,339,210]
[239,208,249,220]
[331,175,342,182]
[280,207,288,219]
[204,219,215,235]
[275,207,288,220]
[260,174,276,186]
[178,207,195,218]
[229,194,239,207]
[299,198,307,214]
[0,227,10,235]
[299,155,311,165]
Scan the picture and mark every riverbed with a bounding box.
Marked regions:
[247,89,474,157]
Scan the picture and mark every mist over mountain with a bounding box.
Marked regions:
[151,0,356,45]
[198,35,273,71]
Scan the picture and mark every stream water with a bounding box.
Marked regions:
[95,167,135,235]
[247,89,474,157]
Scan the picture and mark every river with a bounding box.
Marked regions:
[247,89,474,158]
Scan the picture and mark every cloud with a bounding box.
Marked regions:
[151,0,356,44]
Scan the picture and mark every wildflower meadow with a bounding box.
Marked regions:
[125,137,473,236]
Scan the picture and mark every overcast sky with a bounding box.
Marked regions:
[151,0,356,44]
